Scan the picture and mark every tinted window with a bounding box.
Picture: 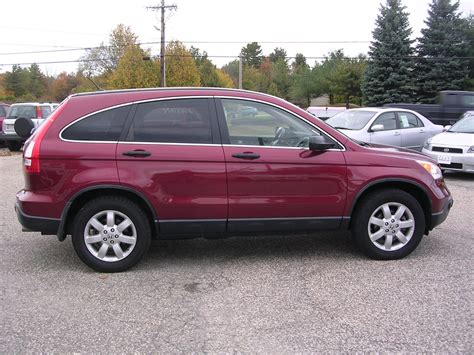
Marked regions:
[0,106,6,116]
[461,94,474,107]
[41,106,52,118]
[372,112,397,131]
[127,99,212,144]
[62,105,130,141]
[398,112,423,128]
[222,99,328,147]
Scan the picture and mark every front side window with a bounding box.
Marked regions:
[398,112,423,129]
[371,112,398,131]
[127,99,212,144]
[62,105,130,141]
[461,94,474,107]
[221,99,328,148]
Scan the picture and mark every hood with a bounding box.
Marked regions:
[361,142,436,165]
[429,132,474,147]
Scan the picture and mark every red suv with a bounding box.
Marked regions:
[15,88,453,272]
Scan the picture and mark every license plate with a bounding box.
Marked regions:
[437,155,451,164]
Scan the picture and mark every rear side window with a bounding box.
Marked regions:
[41,106,52,118]
[398,112,423,128]
[126,99,212,144]
[0,106,6,116]
[62,105,130,141]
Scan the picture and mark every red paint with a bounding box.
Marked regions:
[17,88,451,232]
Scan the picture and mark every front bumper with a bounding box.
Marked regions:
[15,201,60,235]
[422,148,474,173]
[430,195,453,230]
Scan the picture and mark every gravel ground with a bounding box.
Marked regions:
[0,149,473,353]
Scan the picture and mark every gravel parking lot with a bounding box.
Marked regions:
[1,149,473,353]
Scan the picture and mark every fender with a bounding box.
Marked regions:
[57,184,159,241]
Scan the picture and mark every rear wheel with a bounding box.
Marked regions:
[7,141,22,151]
[352,189,425,260]
[72,196,151,272]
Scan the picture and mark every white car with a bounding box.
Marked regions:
[307,106,346,120]
[326,108,443,151]
[422,112,474,173]
[1,102,57,151]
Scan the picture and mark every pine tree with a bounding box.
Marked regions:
[362,0,415,106]
[416,0,470,103]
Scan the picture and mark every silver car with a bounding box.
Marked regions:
[422,112,474,173]
[326,108,443,151]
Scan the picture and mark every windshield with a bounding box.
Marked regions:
[448,115,474,133]
[308,109,343,118]
[326,110,376,130]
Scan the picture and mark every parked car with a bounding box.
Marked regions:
[15,88,452,272]
[0,103,11,147]
[326,108,443,151]
[422,111,474,173]
[1,102,57,151]
[385,90,474,126]
[307,106,346,120]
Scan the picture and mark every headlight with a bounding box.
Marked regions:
[467,146,474,153]
[423,139,432,151]
[416,160,443,180]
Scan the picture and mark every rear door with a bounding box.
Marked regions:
[368,112,402,147]
[216,98,347,233]
[397,111,427,150]
[116,98,227,235]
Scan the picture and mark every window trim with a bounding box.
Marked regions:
[396,111,424,129]
[214,97,345,151]
[368,111,400,132]
[124,97,220,145]
[59,96,216,144]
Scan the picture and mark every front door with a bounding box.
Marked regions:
[216,98,347,233]
[368,111,402,147]
[116,98,227,234]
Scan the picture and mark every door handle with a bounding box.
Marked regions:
[394,131,401,136]
[122,150,151,157]
[232,152,260,160]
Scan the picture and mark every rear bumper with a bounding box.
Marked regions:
[15,201,59,235]
[430,196,453,230]
[0,132,24,141]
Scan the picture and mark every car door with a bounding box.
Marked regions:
[216,98,347,233]
[368,112,402,147]
[116,98,228,234]
[397,111,427,150]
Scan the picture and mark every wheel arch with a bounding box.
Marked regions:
[349,178,432,233]
[58,185,159,241]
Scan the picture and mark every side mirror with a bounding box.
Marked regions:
[14,117,35,139]
[443,125,451,132]
[308,135,335,151]
[370,124,384,132]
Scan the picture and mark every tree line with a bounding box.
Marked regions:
[0,0,472,107]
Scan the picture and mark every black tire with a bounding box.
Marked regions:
[7,141,22,151]
[352,189,425,260]
[72,196,151,272]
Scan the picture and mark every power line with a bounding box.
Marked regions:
[2,55,473,67]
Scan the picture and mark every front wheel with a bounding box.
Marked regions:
[352,189,425,260]
[72,196,151,272]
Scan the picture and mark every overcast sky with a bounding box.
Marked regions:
[0,0,472,75]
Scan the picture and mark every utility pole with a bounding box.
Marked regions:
[238,54,243,89]
[146,0,177,87]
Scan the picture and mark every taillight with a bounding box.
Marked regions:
[23,101,68,174]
